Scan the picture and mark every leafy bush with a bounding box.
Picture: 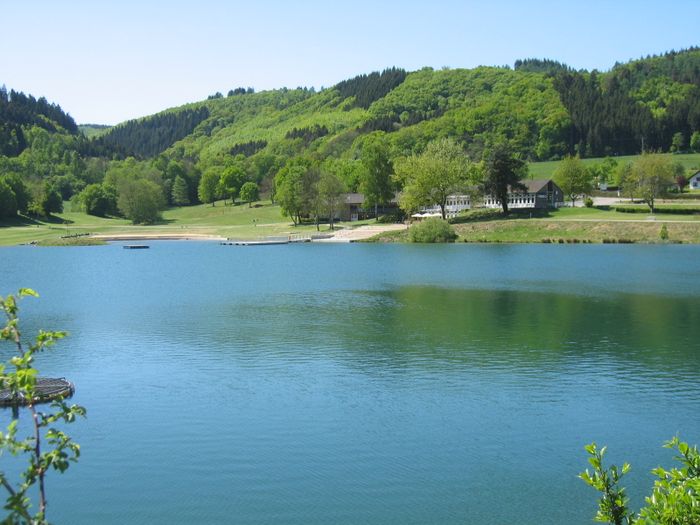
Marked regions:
[377,212,404,223]
[660,224,669,240]
[613,205,700,214]
[408,218,457,243]
[584,196,594,208]
[581,437,700,525]
[450,208,504,223]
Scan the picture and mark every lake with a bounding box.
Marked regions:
[1,242,699,524]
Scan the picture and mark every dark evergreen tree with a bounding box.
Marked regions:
[171,175,190,206]
[335,67,408,109]
[93,107,209,158]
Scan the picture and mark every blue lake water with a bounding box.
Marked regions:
[1,242,699,524]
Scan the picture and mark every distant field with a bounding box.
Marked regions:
[528,152,700,179]
[77,124,112,138]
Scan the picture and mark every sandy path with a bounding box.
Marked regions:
[315,224,407,242]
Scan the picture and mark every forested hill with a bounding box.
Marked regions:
[0,86,78,156]
[2,48,700,221]
[92,106,210,158]
[86,49,700,165]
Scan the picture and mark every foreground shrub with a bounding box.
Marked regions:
[581,437,700,525]
[408,218,457,243]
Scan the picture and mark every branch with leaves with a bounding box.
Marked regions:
[581,438,700,525]
[0,288,86,524]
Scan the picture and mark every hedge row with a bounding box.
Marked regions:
[613,205,700,214]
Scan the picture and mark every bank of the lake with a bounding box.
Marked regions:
[3,199,700,246]
[368,217,700,244]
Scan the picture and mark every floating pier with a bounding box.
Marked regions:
[221,234,312,246]
[0,377,75,407]
[123,244,150,249]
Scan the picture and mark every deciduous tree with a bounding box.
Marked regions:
[317,171,346,230]
[0,179,18,218]
[79,183,115,217]
[239,181,259,207]
[690,131,700,153]
[623,153,675,213]
[198,168,220,206]
[218,164,246,204]
[117,178,165,224]
[395,138,471,219]
[554,155,593,206]
[359,132,395,218]
[275,158,313,226]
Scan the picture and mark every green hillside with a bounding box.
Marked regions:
[2,48,700,227]
[78,124,111,139]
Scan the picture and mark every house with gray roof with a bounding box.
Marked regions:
[421,179,564,218]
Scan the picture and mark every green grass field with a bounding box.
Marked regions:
[0,200,373,246]
[367,206,700,244]
[527,152,700,179]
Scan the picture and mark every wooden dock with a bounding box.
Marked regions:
[0,377,75,407]
[123,244,150,249]
[221,234,312,246]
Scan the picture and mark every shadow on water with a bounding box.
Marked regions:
[212,285,700,378]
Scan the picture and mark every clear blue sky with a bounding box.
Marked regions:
[2,0,699,125]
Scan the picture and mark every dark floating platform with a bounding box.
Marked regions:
[0,377,75,407]
[123,244,150,249]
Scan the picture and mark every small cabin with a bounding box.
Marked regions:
[689,171,700,190]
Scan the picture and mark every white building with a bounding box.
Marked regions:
[419,179,564,219]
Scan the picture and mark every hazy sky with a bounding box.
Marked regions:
[3,0,699,125]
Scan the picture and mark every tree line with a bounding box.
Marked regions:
[0,86,78,156]
[334,67,408,109]
[93,106,210,158]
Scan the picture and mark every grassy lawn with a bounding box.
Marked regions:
[0,200,376,246]
[537,206,700,221]
[453,219,700,243]
[4,198,700,247]
[528,152,700,179]
[367,206,700,244]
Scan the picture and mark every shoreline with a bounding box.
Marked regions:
[90,233,227,242]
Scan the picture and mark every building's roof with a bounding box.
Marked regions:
[344,193,400,205]
[515,179,554,193]
[345,193,365,205]
[690,171,700,179]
